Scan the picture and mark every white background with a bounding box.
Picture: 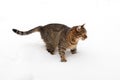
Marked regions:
[0,0,120,80]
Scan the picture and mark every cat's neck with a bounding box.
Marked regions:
[66,28,79,45]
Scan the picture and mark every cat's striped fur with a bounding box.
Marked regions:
[12,23,87,62]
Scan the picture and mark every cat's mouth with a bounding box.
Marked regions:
[75,35,87,40]
[81,37,86,40]
[81,35,87,40]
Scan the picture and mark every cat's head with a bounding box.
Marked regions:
[72,24,87,40]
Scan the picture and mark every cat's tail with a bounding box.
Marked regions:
[12,26,42,35]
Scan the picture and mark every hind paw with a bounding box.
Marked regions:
[47,49,55,55]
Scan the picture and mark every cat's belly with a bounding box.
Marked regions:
[68,45,76,49]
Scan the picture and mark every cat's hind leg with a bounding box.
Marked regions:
[46,43,56,55]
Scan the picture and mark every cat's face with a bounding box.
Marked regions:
[74,24,87,40]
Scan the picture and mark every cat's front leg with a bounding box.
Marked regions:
[71,48,77,54]
[58,48,67,62]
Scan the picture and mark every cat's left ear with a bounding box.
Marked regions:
[81,24,85,28]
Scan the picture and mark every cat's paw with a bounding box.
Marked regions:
[71,49,77,54]
[47,49,55,55]
[61,59,67,62]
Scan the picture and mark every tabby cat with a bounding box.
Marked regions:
[12,23,87,62]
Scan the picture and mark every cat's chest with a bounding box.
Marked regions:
[67,38,80,49]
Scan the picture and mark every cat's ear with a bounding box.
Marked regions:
[76,24,85,31]
[76,26,81,31]
[81,24,85,28]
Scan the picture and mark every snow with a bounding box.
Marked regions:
[0,0,120,80]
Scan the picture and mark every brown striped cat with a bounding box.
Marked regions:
[12,23,87,62]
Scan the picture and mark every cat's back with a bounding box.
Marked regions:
[40,23,70,43]
[42,23,70,32]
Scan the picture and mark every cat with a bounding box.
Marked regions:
[12,23,87,62]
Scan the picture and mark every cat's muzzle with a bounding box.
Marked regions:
[81,35,87,40]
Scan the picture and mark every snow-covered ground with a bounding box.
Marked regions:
[0,0,120,80]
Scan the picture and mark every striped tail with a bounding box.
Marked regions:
[12,26,41,35]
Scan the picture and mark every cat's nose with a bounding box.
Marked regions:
[85,35,87,39]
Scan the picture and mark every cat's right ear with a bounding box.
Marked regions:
[76,25,81,32]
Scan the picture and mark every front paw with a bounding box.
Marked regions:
[71,49,77,54]
[61,59,67,62]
